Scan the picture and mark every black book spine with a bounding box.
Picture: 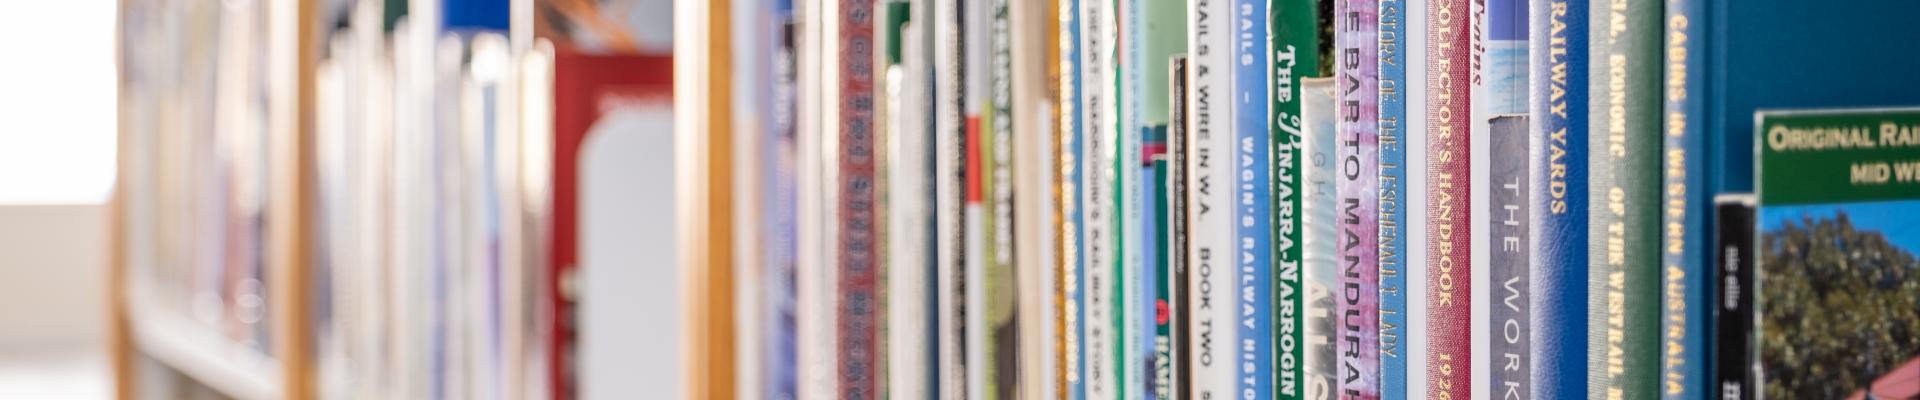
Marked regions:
[1714,194,1756,400]
[1167,55,1192,399]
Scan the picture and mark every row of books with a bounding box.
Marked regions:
[121,0,675,399]
[731,0,1920,399]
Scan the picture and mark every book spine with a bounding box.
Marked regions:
[838,0,883,398]
[1168,56,1194,400]
[772,3,803,398]
[1659,0,1710,397]
[1188,0,1239,396]
[1422,0,1472,396]
[1079,0,1118,397]
[1377,0,1410,393]
[986,0,1020,397]
[1058,0,1087,396]
[1299,77,1341,400]
[1146,125,1169,400]
[1712,195,1753,400]
[1118,1,1149,398]
[1474,0,1527,398]
[1487,115,1530,400]
[1233,0,1274,398]
[1529,0,1588,395]
[1594,0,1663,396]
[964,0,992,395]
[891,1,941,397]
[933,0,969,396]
[1270,0,1319,397]
[1335,0,1383,395]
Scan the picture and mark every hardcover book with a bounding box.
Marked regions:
[1335,0,1383,395]
[1586,0,1662,397]
[1269,0,1321,397]
[1528,0,1588,396]
[1663,2,1920,399]
[1754,108,1920,400]
[1415,0,1473,395]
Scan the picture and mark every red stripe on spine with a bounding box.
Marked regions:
[839,0,882,398]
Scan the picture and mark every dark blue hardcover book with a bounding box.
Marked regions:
[1661,2,1920,398]
[1528,0,1588,397]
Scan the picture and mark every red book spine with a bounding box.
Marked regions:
[551,49,674,400]
[1425,0,1473,396]
[837,0,883,398]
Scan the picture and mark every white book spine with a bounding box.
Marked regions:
[933,0,969,397]
[889,8,935,399]
[1079,0,1119,398]
[1467,0,1493,397]
[1404,0,1433,396]
[1186,0,1237,396]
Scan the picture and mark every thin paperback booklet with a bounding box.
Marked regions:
[1754,108,1920,399]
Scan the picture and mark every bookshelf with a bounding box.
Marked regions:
[111,0,320,398]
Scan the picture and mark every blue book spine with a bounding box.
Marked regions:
[1529,0,1588,397]
[1062,0,1087,398]
[769,2,800,400]
[1659,0,1710,397]
[1233,0,1273,399]
[1376,0,1409,396]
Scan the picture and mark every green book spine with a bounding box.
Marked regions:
[985,0,1018,398]
[1269,0,1320,398]
[1587,0,1663,396]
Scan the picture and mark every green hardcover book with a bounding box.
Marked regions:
[1586,0,1662,396]
[1755,108,1920,399]
[1269,0,1321,398]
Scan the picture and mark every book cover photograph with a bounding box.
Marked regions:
[1755,108,1920,400]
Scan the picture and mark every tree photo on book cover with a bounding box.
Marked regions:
[1762,206,1920,399]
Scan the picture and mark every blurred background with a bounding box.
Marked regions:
[0,0,688,398]
[0,1,122,398]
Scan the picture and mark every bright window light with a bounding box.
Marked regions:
[0,1,118,205]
